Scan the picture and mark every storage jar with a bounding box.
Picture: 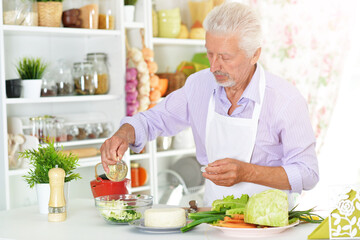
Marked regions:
[86,53,110,94]
[73,62,96,95]
[3,0,38,26]
[79,0,99,29]
[99,0,115,30]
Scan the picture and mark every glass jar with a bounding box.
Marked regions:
[3,0,38,26]
[67,125,79,141]
[131,162,140,188]
[86,53,110,94]
[75,125,87,140]
[54,59,74,96]
[44,116,56,142]
[62,0,82,28]
[41,76,57,97]
[99,0,115,30]
[55,118,67,142]
[99,122,113,138]
[79,0,99,29]
[72,62,96,95]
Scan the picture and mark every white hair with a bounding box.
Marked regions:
[203,2,262,58]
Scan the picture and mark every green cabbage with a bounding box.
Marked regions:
[211,194,249,212]
[244,189,289,227]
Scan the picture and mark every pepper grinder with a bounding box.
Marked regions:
[48,166,66,222]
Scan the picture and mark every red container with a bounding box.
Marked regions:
[90,163,130,198]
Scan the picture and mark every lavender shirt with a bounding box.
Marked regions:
[121,67,319,193]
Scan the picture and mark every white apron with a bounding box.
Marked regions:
[204,65,294,208]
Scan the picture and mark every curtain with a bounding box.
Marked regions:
[247,0,354,152]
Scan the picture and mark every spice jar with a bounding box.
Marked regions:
[67,125,79,141]
[99,122,113,138]
[99,0,115,30]
[79,0,99,29]
[86,53,109,94]
[30,116,45,143]
[75,125,87,140]
[55,118,67,142]
[44,116,56,142]
[3,0,38,26]
[54,59,74,96]
[73,62,96,95]
[131,162,140,188]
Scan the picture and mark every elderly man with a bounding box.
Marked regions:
[100,2,319,207]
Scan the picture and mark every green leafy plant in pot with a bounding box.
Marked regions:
[37,0,63,27]
[16,57,47,98]
[20,141,81,214]
[124,0,138,22]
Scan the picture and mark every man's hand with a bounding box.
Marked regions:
[202,158,292,190]
[100,124,135,173]
[202,158,249,187]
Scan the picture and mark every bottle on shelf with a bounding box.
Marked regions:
[72,62,96,95]
[131,162,140,188]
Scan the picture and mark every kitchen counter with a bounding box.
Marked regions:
[0,199,319,240]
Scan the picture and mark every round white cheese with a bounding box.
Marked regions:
[144,208,186,228]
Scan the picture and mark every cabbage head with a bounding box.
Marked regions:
[244,189,288,227]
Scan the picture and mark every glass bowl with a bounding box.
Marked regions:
[95,194,153,224]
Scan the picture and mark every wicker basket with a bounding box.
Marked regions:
[157,72,187,97]
[38,2,62,27]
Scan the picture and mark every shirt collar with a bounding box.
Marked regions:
[213,65,261,104]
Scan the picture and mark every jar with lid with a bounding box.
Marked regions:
[72,62,96,95]
[99,0,115,30]
[86,53,109,94]
[75,124,88,140]
[67,125,79,141]
[99,122,113,138]
[41,75,57,97]
[130,162,140,188]
[54,59,74,96]
[3,0,38,26]
[79,0,99,29]
[55,118,67,142]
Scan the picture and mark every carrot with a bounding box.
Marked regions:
[225,219,245,223]
[231,214,244,220]
[224,216,232,221]
[218,222,257,228]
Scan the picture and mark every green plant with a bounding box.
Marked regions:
[16,57,47,80]
[37,0,63,2]
[20,141,81,188]
[125,0,137,5]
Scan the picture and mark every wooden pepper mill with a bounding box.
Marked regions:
[48,166,66,222]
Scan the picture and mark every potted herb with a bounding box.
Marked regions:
[20,141,81,214]
[124,0,138,22]
[37,0,63,27]
[16,57,47,98]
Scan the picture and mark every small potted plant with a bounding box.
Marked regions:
[37,0,63,27]
[20,141,81,214]
[124,0,138,22]
[16,57,47,98]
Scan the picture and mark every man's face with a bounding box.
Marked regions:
[205,32,254,88]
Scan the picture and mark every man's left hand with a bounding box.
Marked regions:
[202,158,251,187]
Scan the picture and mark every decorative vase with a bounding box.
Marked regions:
[6,79,22,98]
[37,1,63,27]
[22,79,42,98]
[124,5,135,22]
[36,182,69,214]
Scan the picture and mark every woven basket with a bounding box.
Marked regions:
[38,2,63,27]
[157,72,187,96]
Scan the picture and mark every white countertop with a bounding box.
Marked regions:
[0,199,319,240]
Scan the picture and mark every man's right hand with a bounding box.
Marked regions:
[100,124,135,173]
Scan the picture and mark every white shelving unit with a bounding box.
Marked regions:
[0,0,204,210]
